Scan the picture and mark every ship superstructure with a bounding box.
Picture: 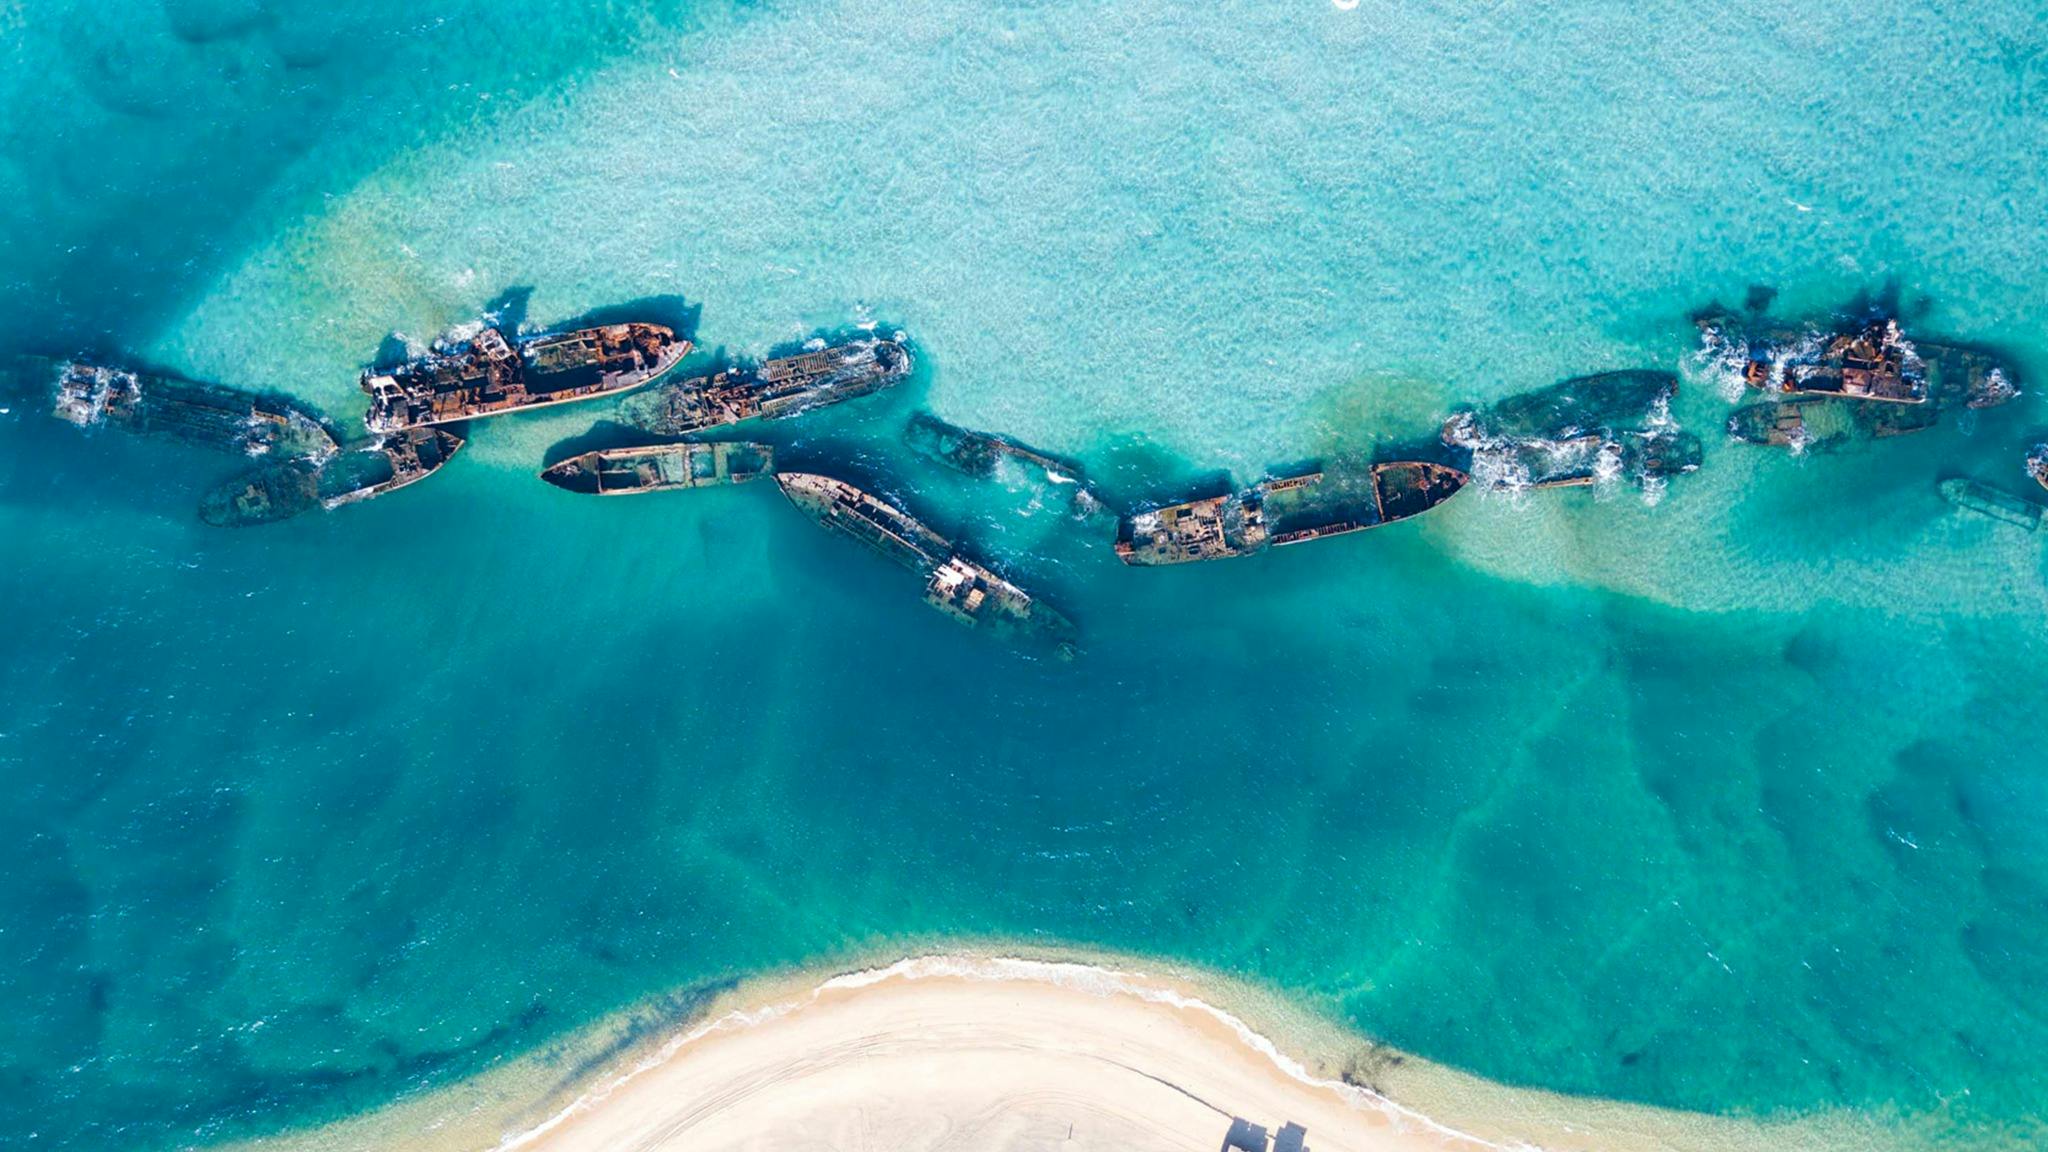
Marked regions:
[776,471,1076,657]
[1700,305,2019,454]
[540,442,774,495]
[1116,460,1466,565]
[621,337,909,435]
[362,323,687,434]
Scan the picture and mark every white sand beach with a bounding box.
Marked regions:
[228,953,1912,1152]
[464,956,1873,1152]
[505,961,1471,1152]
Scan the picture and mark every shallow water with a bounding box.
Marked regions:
[4,1,2048,1149]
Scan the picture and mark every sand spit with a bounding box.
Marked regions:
[224,952,1910,1152]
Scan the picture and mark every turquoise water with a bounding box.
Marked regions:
[4,1,2048,1148]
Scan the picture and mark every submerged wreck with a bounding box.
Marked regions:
[1765,319,1926,404]
[1115,460,1466,565]
[621,337,911,435]
[1447,371,1678,442]
[2029,445,2048,493]
[1460,431,1702,491]
[1939,478,2043,531]
[776,471,1077,658]
[1441,371,1699,492]
[44,359,337,461]
[1699,306,2018,453]
[540,442,774,495]
[1726,396,1937,451]
[903,412,1081,486]
[902,412,1098,514]
[200,427,465,527]
[362,323,688,434]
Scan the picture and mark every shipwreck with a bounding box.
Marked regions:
[362,322,688,434]
[1939,478,2043,531]
[540,442,774,495]
[1441,371,1698,492]
[620,337,910,435]
[1725,396,1937,451]
[776,471,1077,658]
[1115,460,1467,565]
[200,427,465,527]
[44,358,338,462]
[1699,304,2018,453]
[903,412,1081,487]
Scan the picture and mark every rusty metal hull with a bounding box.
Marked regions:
[621,338,911,435]
[40,358,338,461]
[201,427,465,526]
[1727,396,1937,450]
[924,556,1078,660]
[361,323,688,434]
[777,472,950,571]
[777,471,1077,657]
[541,442,774,495]
[1118,460,1468,564]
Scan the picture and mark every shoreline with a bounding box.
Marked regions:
[221,948,1914,1152]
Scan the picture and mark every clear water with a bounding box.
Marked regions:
[3,1,2047,1148]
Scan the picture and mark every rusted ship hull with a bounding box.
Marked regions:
[200,427,464,527]
[1701,313,1927,404]
[777,471,1076,657]
[540,442,774,495]
[1116,491,1266,564]
[776,472,950,570]
[1919,342,2018,410]
[1700,308,2019,463]
[923,556,1079,660]
[1779,320,1925,404]
[362,323,688,434]
[1939,479,2043,530]
[621,337,911,435]
[1118,461,1467,564]
[40,358,338,461]
[1727,397,1937,450]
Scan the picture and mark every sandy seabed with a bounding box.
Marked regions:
[226,953,1906,1152]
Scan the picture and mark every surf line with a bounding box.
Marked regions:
[494,954,1520,1152]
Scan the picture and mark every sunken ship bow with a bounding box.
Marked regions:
[776,471,1077,658]
[1440,371,1697,491]
[362,322,688,434]
[44,358,338,461]
[903,412,1082,484]
[201,426,465,527]
[620,336,912,435]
